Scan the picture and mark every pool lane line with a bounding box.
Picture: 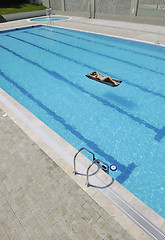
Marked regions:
[0,42,163,143]
[154,126,165,142]
[24,30,165,77]
[6,33,165,101]
[40,26,165,62]
[0,68,136,183]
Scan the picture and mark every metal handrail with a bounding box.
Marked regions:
[73,148,96,175]
[73,147,117,188]
[86,159,98,187]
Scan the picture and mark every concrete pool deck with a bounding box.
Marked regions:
[0,16,165,239]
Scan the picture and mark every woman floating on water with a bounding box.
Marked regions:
[86,71,122,87]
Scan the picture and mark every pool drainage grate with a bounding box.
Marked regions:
[103,186,165,240]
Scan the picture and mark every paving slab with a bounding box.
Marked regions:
[0,108,137,239]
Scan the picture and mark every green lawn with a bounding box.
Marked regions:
[0,3,47,15]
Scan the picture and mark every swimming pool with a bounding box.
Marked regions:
[30,16,69,22]
[0,25,165,218]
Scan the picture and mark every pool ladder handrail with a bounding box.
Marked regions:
[73,147,96,175]
[86,159,100,187]
[73,148,109,187]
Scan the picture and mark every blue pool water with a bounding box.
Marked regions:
[0,25,165,218]
[30,16,69,22]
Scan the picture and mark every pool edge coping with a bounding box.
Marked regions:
[42,16,165,47]
[0,88,164,240]
[53,24,165,47]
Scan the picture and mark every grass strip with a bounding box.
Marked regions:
[0,3,47,15]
